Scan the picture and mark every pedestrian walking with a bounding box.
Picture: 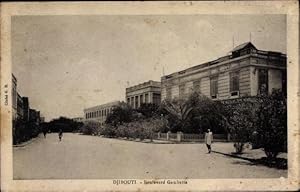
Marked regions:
[204,129,213,153]
[42,127,47,138]
[58,129,63,141]
[43,130,47,138]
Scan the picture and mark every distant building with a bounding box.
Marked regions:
[22,97,30,122]
[161,42,286,101]
[126,80,161,109]
[40,116,45,123]
[84,101,120,125]
[72,117,83,122]
[17,93,24,120]
[29,109,41,125]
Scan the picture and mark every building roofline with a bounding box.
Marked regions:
[126,80,161,93]
[84,100,121,111]
[162,43,286,79]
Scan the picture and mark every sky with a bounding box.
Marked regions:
[12,15,286,121]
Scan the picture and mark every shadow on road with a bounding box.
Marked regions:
[212,150,287,170]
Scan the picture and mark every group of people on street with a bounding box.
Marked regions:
[42,128,63,141]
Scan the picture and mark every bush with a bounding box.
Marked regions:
[101,124,117,137]
[103,117,166,141]
[13,118,41,145]
[254,89,287,159]
[79,121,102,135]
[137,103,160,118]
[225,102,256,154]
[105,102,136,126]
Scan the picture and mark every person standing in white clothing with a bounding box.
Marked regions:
[204,129,213,153]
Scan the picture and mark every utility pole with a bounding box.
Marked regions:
[232,35,235,49]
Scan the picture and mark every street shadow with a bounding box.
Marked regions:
[212,150,287,170]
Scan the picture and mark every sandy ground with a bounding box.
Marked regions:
[13,133,287,179]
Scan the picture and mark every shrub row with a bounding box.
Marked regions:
[80,117,166,141]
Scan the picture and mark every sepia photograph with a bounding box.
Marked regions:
[1,1,299,191]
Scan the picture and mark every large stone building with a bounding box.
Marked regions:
[126,80,161,109]
[161,42,286,101]
[84,101,120,125]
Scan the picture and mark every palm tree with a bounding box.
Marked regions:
[162,98,193,132]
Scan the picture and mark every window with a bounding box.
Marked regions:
[258,69,268,95]
[135,96,139,108]
[166,87,172,100]
[131,97,134,107]
[210,76,218,99]
[127,97,130,104]
[145,93,149,103]
[140,95,144,105]
[230,71,240,96]
[193,80,201,93]
[153,93,161,105]
[86,113,88,119]
[179,84,185,98]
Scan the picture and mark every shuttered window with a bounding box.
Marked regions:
[193,80,201,93]
[258,69,268,95]
[166,87,172,100]
[210,76,218,98]
[179,84,185,98]
[230,71,240,92]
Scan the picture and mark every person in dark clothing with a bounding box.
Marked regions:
[58,129,63,141]
[43,131,47,138]
[42,127,47,138]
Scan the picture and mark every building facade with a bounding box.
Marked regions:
[22,97,30,122]
[29,109,41,126]
[12,74,42,129]
[17,93,24,120]
[84,101,120,125]
[161,42,286,101]
[126,80,161,109]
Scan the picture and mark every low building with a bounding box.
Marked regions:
[161,42,286,101]
[126,80,161,109]
[84,101,120,125]
[72,117,84,122]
